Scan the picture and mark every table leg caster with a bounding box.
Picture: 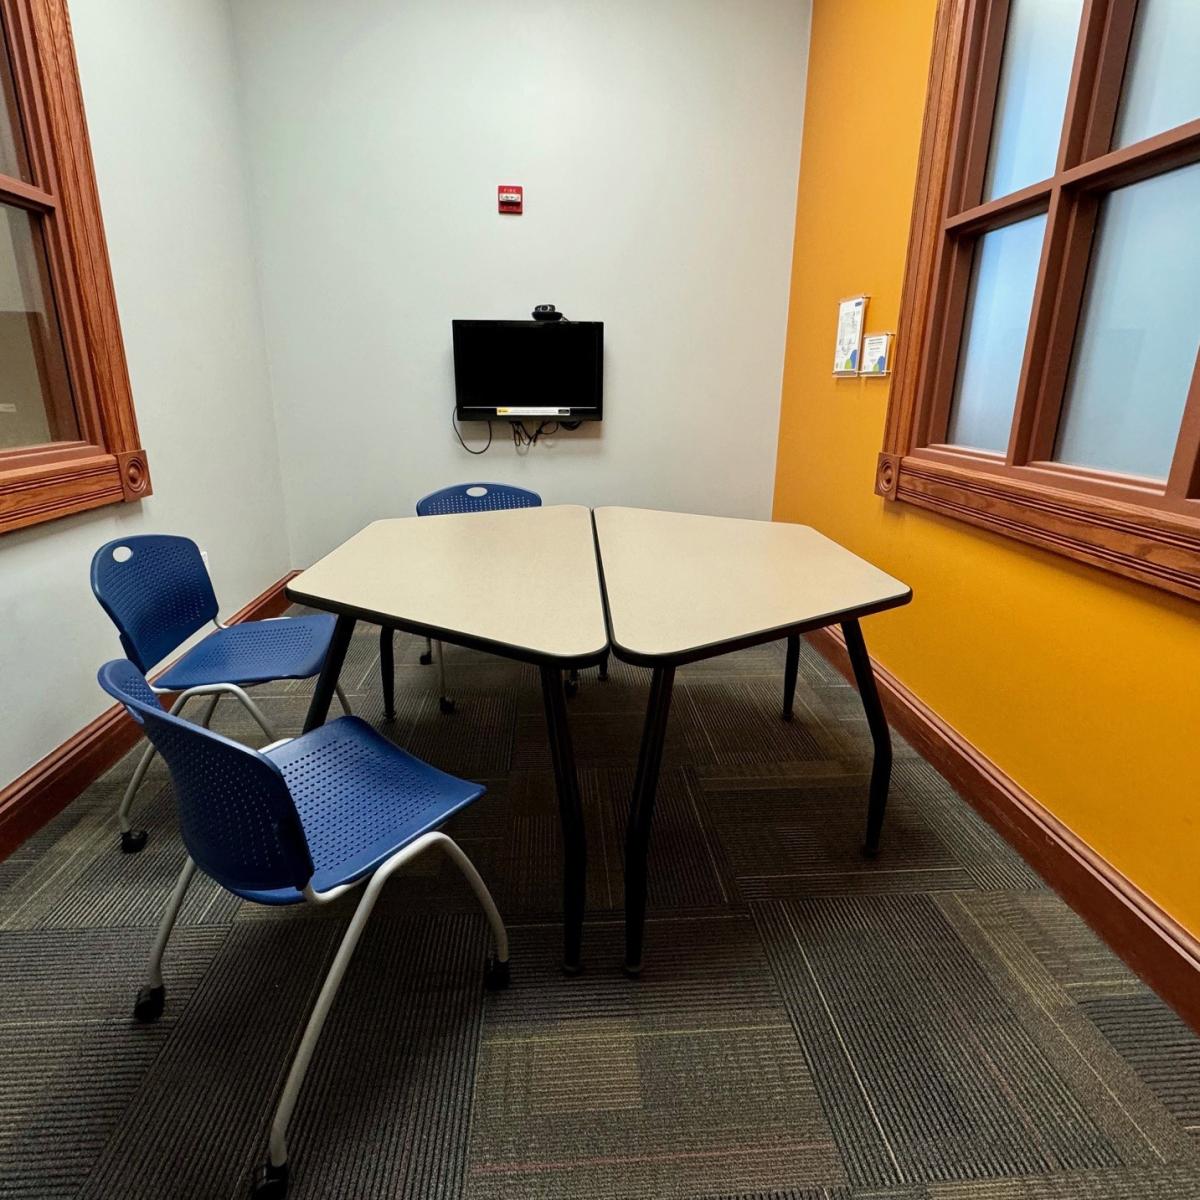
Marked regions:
[121,828,148,854]
[484,956,511,991]
[251,1161,288,1199]
[133,984,165,1023]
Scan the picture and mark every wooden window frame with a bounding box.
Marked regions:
[0,0,149,536]
[877,0,1200,602]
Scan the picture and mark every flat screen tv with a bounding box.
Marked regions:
[452,319,603,422]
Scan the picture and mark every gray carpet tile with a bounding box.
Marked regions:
[468,920,844,1199]
[753,895,1128,1189]
[890,760,1045,893]
[698,774,975,901]
[1081,992,1200,1138]
[0,926,228,1199]
[1,618,1197,1199]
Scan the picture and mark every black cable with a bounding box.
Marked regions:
[452,407,492,454]
[510,419,558,449]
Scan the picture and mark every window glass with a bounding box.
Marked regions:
[983,0,1083,200]
[0,203,77,449]
[1054,162,1200,480]
[1113,0,1200,149]
[946,214,1047,453]
[0,28,29,180]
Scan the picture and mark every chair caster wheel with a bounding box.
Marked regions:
[419,651,433,666]
[133,984,165,1023]
[484,956,511,991]
[251,1161,288,1199]
[563,679,578,698]
[121,828,148,854]
[438,697,456,715]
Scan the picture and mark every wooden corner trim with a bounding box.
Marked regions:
[0,569,300,859]
[875,452,901,500]
[806,624,1200,1035]
[115,448,151,501]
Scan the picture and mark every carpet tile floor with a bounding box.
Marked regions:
[1,614,1197,1199]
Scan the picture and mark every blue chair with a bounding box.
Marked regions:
[380,482,545,719]
[98,659,509,1200]
[91,534,351,853]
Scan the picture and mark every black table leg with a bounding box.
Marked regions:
[841,618,892,857]
[540,665,586,974]
[624,663,675,977]
[598,651,610,681]
[303,615,356,734]
[782,634,799,721]
[379,626,395,721]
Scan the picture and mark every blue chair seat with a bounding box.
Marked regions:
[156,614,338,691]
[232,717,485,904]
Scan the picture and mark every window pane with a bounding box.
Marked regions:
[1054,162,1200,480]
[0,20,29,179]
[983,0,1083,200]
[1113,0,1200,149]
[0,204,77,449]
[946,214,1047,454]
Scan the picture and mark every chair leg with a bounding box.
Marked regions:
[134,856,197,1023]
[259,831,506,1193]
[116,742,157,853]
[419,635,434,667]
[116,691,200,853]
[379,626,395,720]
[198,693,221,728]
[436,834,510,985]
[335,683,352,717]
[437,640,454,715]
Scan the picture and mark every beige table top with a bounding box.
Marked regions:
[593,506,911,664]
[288,505,609,665]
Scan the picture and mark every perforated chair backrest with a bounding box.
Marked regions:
[414,482,542,517]
[98,659,314,895]
[91,535,220,673]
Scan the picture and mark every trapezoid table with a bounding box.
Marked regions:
[592,506,912,976]
[287,504,610,972]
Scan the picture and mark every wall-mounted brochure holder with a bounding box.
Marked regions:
[833,295,868,375]
[860,332,893,377]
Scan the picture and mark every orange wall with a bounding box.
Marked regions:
[773,0,1200,934]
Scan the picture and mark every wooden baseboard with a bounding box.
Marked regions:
[0,570,300,860]
[808,625,1200,1034]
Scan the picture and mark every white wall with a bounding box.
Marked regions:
[0,0,288,782]
[231,0,811,566]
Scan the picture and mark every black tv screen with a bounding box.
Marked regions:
[452,320,603,421]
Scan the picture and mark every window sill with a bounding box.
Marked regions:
[876,451,1200,602]
[0,445,151,535]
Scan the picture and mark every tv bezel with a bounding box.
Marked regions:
[452,319,604,422]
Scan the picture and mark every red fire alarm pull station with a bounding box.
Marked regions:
[498,185,523,214]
